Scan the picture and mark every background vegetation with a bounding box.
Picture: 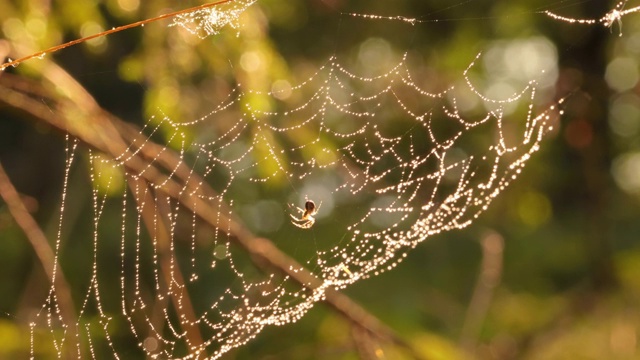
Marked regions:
[1,0,640,359]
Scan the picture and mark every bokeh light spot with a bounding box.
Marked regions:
[612,152,640,194]
[605,57,639,92]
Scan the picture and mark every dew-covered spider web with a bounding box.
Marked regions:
[28,1,569,359]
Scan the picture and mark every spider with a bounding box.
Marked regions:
[289,198,321,229]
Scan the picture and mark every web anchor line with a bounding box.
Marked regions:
[544,0,640,36]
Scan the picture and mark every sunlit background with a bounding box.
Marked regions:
[1,0,640,359]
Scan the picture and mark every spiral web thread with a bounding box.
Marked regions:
[169,0,256,38]
[29,3,566,360]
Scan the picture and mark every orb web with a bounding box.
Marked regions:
[26,3,567,360]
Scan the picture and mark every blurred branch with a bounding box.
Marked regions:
[128,177,205,351]
[0,161,78,356]
[0,68,425,358]
[459,231,504,353]
[352,324,383,360]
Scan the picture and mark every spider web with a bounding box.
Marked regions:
[27,1,566,359]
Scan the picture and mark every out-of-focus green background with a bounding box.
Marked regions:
[1,0,640,359]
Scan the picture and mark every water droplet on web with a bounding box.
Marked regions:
[5,58,18,68]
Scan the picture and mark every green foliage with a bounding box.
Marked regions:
[1,0,640,358]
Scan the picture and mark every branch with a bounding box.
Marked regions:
[352,323,383,360]
[0,162,78,356]
[128,177,205,351]
[0,0,233,71]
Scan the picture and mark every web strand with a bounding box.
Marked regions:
[544,0,640,36]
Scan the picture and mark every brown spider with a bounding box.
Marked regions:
[289,198,321,229]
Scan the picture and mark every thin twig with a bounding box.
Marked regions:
[0,0,233,71]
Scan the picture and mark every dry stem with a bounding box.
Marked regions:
[459,231,504,352]
[0,162,78,357]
